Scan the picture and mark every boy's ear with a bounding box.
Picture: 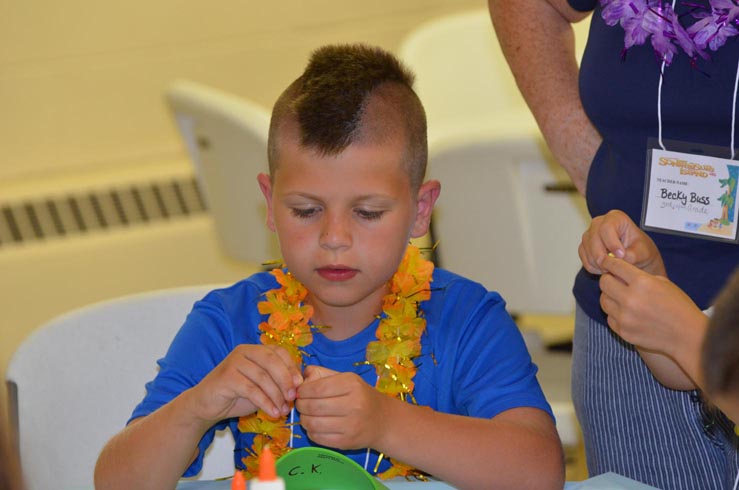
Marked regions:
[411,179,441,238]
[257,173,276,232]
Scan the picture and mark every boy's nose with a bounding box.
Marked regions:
[319,214,352,250]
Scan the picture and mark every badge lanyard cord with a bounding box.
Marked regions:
[732,58,739,159]
[656,0,676,152]
[657,1,739,159]
[658,57,739,159]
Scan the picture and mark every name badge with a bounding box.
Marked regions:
[642,148,739,243]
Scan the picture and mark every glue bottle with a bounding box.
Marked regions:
[249,446,285,490]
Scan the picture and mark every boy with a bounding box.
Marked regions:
[95,44,563,490]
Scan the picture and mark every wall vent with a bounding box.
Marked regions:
[0,176,206,248]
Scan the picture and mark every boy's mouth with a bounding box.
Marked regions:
[316,266,358,281]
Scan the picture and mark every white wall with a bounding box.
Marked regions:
[0,0,484,181]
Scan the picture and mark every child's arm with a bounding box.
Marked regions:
[297,366,564,490]
[578,209,702,389]
[598,256,706,389]
[94,344,302,490]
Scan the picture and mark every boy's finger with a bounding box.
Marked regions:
[233,360,290,416]
[266,344,304,386]
[296,396,343,417]
[303,365,337,382]
[238,345,300,402]
[299,367,345,399]
[231,376,283,418]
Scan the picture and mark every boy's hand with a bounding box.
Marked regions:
[188,344,303,424]
[296,365,389,450]
[578,209,666,276]
[599,255,703,354]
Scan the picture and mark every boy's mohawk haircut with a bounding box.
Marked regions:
[293,43,416,154]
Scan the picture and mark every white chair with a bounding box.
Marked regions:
[398,8,590,147]
[165,80,280,264]
[6,286,236,490]
[426,133,588,448]
[399,8,589,316]
[427,133,588,316]
[398,8,536,147]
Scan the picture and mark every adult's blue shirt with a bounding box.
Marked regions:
[569,0,739,322]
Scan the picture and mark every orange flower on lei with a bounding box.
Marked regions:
[238,245,433,481]
[238,269,313,478]
[256,269,314,363]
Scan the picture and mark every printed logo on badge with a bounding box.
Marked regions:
[642,148,739,243]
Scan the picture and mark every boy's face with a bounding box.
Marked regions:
[258,132,439,329]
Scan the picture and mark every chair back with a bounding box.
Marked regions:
[401,9,590,315]
[399,9,534,145]
[6,285,235,490]
[399,8,591,146]
[165,80,279,263]
[428,134,588,316]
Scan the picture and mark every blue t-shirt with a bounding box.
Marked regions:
[130,269,552,477]
[569,0,739,323]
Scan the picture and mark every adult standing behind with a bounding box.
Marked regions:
[489,1,739,489]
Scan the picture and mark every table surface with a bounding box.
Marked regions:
[177,472,660,490]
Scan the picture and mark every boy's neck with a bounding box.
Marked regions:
[308,294,384,341]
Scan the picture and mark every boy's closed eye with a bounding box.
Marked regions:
[354,208,385,221]
[290,207,320,219]
[289,206,387,221]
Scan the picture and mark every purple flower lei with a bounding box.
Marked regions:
[600,0,739,66]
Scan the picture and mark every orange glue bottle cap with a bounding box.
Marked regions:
[231,470,246,490]
[250,446,285,490]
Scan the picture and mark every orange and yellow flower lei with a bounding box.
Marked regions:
[237,245,434,480]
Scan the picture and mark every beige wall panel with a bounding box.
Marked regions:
[0,0,482,180]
